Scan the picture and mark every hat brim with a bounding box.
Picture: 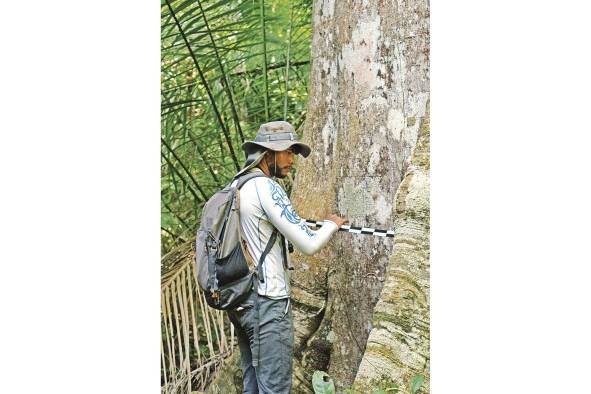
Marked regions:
[234,149,267,178]
[242,140,311,158]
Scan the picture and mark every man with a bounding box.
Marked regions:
[227,121,348,394]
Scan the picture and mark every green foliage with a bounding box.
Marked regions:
[312,371,336,394]
[324,370,425,394]
[161,0,313,255]
[372,384,400,394]
[410,374,425,394]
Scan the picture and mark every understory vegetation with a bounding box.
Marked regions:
[312,370,426,394]
[161,1,313,391]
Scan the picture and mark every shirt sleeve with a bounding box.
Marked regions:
[256,177,339,255]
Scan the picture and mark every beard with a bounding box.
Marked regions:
[268,162,287,178]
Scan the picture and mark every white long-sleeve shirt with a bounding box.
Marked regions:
[235,169,338,299]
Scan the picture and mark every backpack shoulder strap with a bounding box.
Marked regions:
[234,170,276,282]
[234,170,269,270]
[235,187,255,269]
[256,229,277,284]
[234,171,268,190]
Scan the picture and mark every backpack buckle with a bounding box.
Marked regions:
[206,233,218,250]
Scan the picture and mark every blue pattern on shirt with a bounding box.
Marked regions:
[268,180,315,237]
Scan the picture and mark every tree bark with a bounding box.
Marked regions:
[289,0,429,392]
[352,103,430,393]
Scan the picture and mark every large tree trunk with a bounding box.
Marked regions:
[290,0,429,392]
[352,104,430,393]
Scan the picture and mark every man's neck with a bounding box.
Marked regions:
[257,163,271,177]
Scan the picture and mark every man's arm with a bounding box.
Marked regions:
[257,178,346,255]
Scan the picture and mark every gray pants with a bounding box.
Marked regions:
[227,290,294,394]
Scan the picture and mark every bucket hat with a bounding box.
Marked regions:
[235,121,311,178]
[241,121,311,157]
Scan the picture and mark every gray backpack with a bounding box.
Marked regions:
[195,171,278,310]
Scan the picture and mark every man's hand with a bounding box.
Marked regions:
[325,214,349,228]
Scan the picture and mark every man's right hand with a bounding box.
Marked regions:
[325,214,349,228]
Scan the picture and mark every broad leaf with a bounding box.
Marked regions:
[312,371,336,394]
[410,374,425,394]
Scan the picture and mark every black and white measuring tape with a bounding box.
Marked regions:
[304,219,395,238]
[286,219,394,253]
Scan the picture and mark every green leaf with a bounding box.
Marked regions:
[386,383,399,392]
[312,371,335,394]
[371,390,386,394]
[410,374,425,394]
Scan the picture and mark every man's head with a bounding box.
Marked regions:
[259,148,295,178]
[236,121,311,178]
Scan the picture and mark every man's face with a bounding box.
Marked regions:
[267,148,295,178]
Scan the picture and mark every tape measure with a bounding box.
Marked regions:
[304,219,395,238]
